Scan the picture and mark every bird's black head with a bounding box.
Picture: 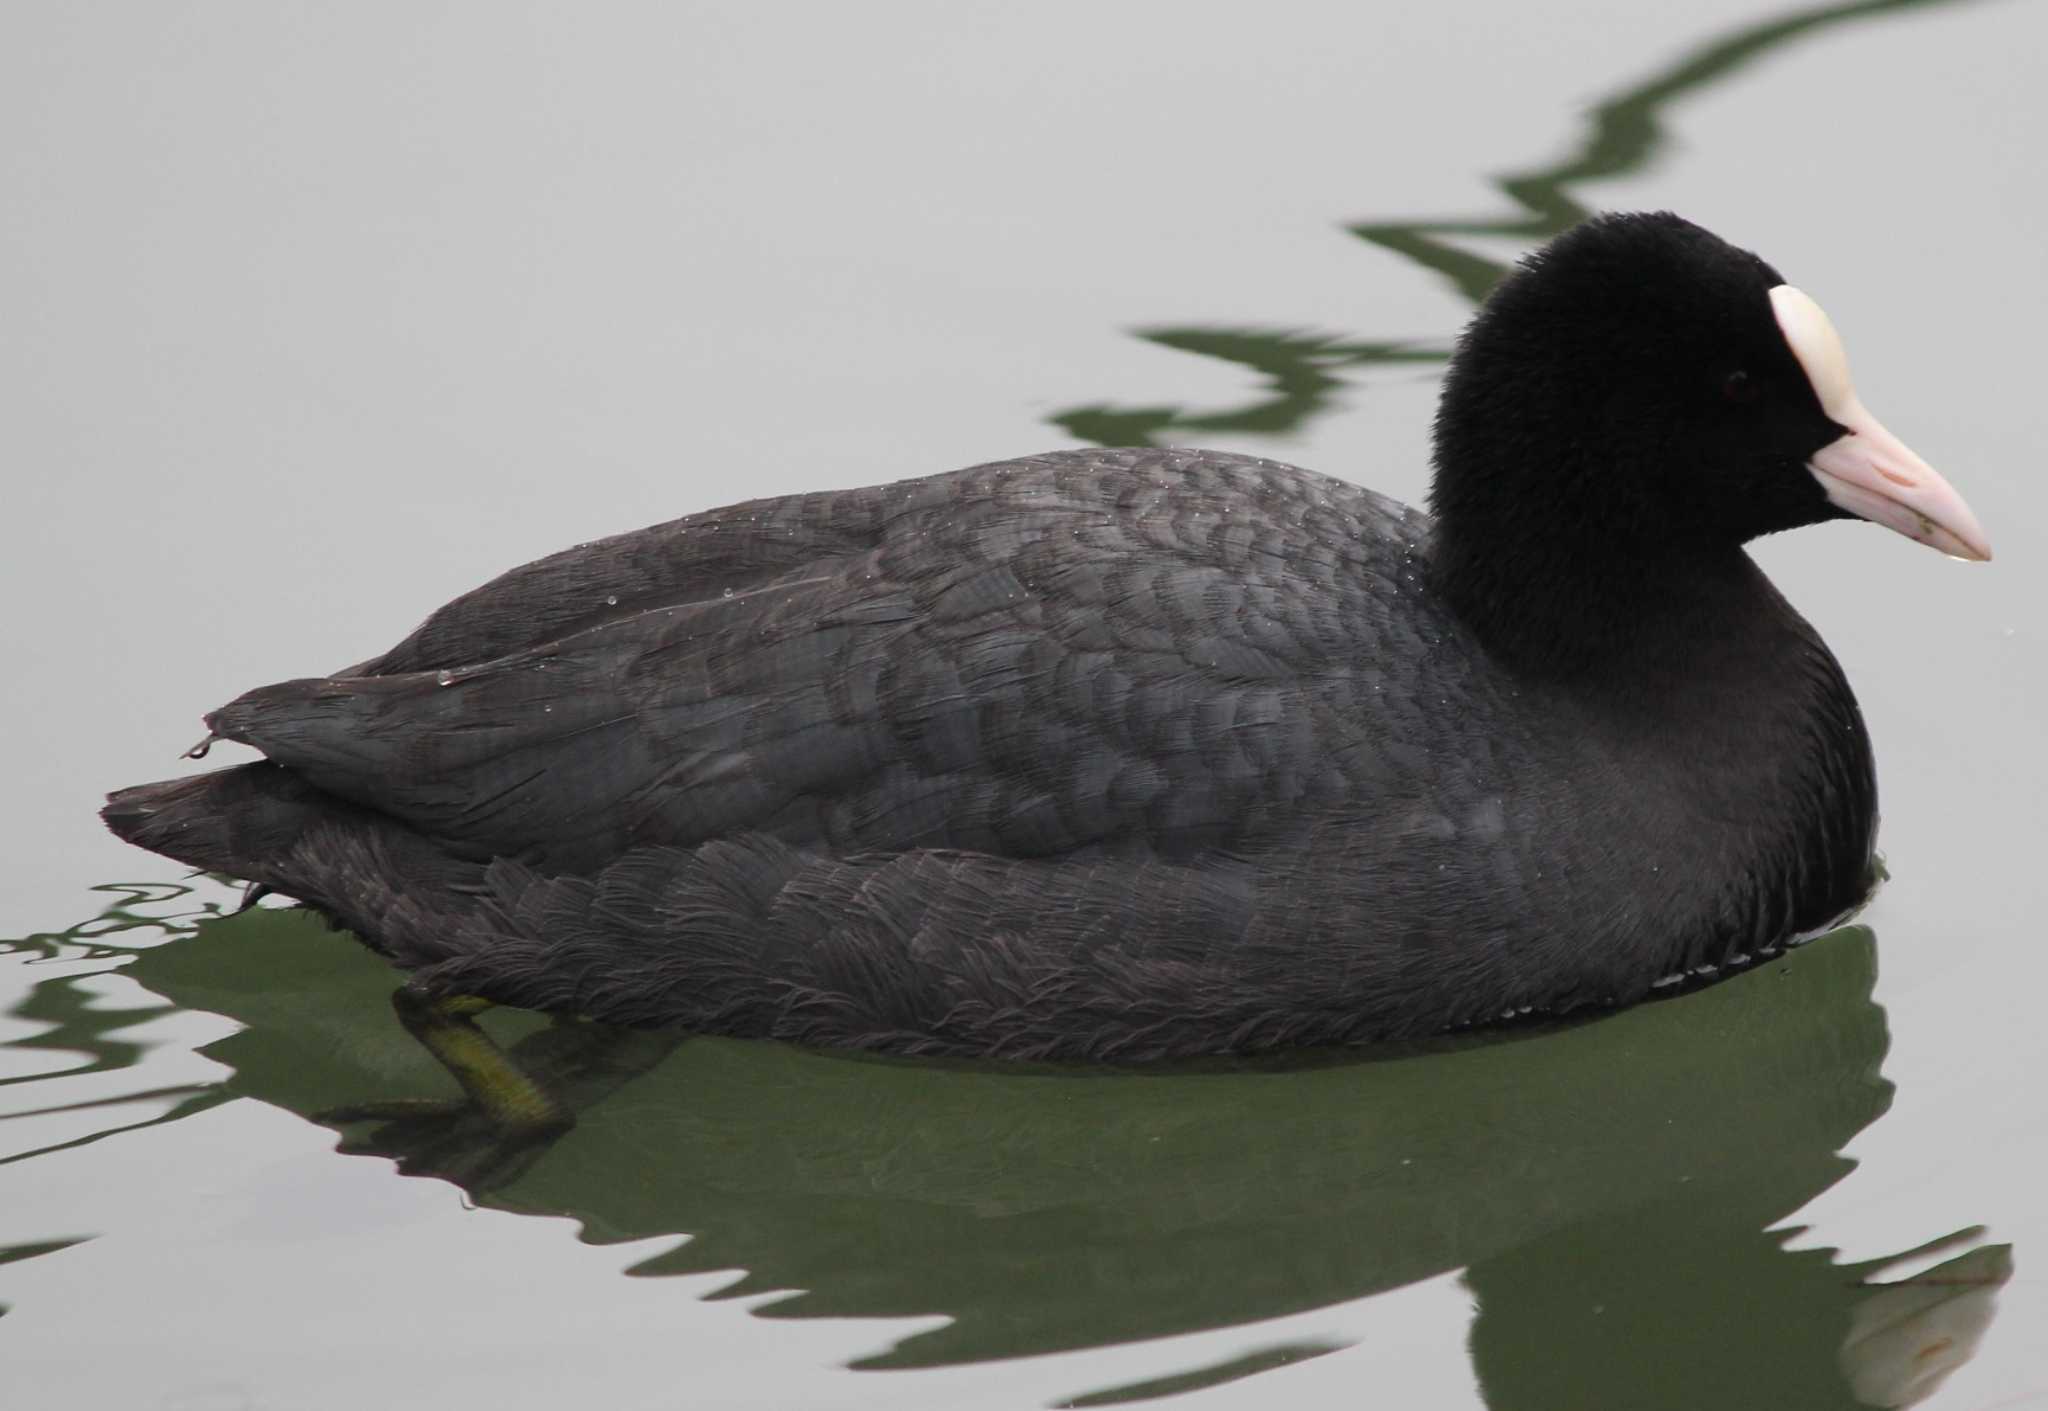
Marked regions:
[1428,212,1988,656]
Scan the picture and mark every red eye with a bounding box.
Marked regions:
[1723,369,1758,405]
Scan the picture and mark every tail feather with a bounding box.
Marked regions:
[103,761,491,968]
[102,762,328,885]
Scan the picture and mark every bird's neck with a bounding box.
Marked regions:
[1429,509,1880,950]
[1427,512,1751,681]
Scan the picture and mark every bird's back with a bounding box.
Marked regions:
[206,448,1446,870]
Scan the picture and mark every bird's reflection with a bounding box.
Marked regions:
[115,908,2010,1406]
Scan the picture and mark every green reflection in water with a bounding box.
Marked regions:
[11,902,1985,1406]
[1052,0,1979,451]
[0,884,234,1164]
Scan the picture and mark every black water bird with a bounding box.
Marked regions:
[104,213,1991,1073]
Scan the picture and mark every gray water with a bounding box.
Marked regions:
[3,2,2044,1406]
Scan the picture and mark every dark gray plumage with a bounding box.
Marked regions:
[104,212,1959,1061]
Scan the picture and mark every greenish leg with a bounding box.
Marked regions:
[385,982,572,1134]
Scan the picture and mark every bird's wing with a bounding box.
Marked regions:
[345,480,902,677]
[209,449,1434,871]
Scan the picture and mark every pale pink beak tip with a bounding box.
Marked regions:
[1807,403,1991,565]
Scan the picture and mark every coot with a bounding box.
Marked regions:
[105,212,1989,1066]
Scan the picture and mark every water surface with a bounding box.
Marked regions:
[4,1,2044,1406]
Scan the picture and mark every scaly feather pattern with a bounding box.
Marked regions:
[107,445,1875,1060]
